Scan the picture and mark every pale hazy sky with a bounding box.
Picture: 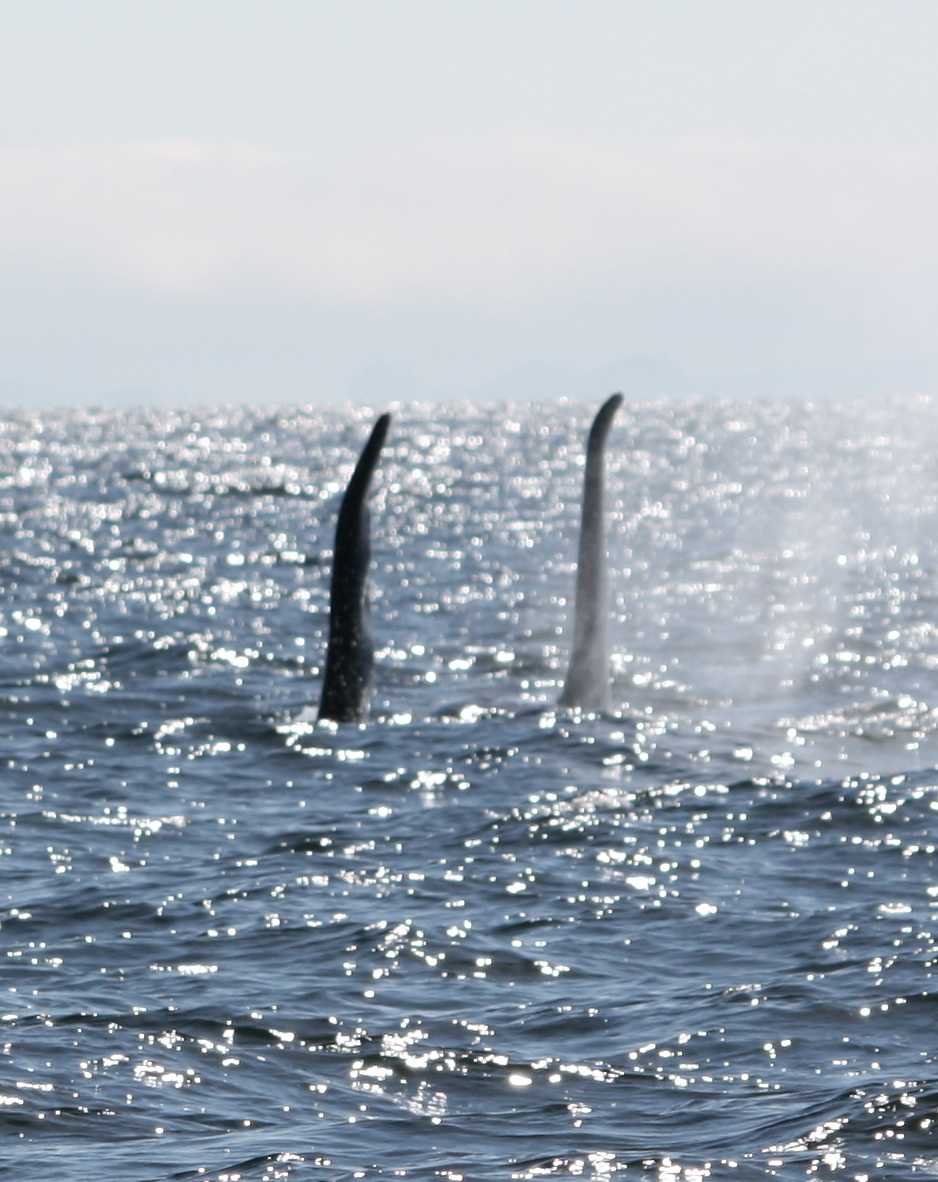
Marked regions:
[2,1,938,405]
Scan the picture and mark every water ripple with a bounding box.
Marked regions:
[1,400,938,1179]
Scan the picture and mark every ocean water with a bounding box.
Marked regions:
[2,399,938,1181]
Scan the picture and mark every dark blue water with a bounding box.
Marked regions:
[3,400,938,1181]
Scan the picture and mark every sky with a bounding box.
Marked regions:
[2,1,938,406]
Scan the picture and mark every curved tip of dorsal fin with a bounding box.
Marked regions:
[590,393,623,437]
[360,412,392,462]
[346,412,392,494]
[371,411,392,441]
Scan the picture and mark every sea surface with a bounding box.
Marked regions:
[2,398,938,1181]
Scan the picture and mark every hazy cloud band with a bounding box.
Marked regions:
[1,135,935,303]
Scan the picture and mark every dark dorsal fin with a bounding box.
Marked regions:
[558,393,623,711]
[317,413,391,723]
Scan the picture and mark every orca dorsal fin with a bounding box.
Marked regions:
[317,413,391,723]
[558,394,623,711]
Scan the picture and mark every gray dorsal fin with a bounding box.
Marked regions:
[317,413,391,723]
[558,393,623,711]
